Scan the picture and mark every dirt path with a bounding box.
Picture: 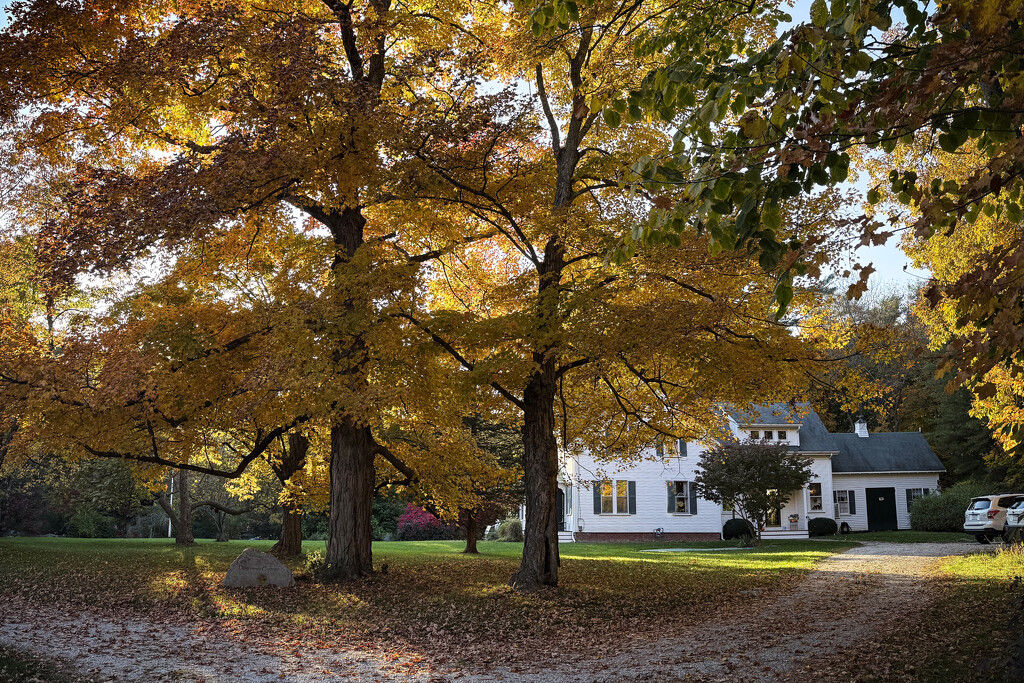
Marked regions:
[0,541,981,682]
[473,540,982,683]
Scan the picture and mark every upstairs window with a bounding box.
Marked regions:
[750,430,760,439]
[763,430,774,440]
[777,430,787,440]
[656,439,679,458]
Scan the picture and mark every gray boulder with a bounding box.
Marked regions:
[222,548,295,588]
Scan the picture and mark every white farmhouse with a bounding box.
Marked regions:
[550,403,945,543]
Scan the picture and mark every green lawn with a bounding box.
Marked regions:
[0,537,854,665]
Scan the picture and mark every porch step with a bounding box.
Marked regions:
[760,529,809,539]
[557,530,575,543]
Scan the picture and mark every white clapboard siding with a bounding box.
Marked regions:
[831,472,941,531]
[568,446,722,535]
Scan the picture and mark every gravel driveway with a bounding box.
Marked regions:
[0,541,982,682]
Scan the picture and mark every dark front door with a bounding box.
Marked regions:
[556,489,566,531]
[866,487,899,530]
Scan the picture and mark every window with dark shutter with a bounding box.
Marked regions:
[906,488,926,512]
[595,480,634,514]
[849,491,857,515]
[669,481,693,514]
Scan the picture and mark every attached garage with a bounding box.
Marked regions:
[830,429,944,531]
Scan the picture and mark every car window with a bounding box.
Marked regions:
[1011,500,1024,510]
[998,497,1023,508]
[969,499,992,510]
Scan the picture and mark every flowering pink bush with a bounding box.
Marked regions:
[395,504,458,541]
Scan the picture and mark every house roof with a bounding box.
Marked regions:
[727,403,839,453]
[830,432,946,473]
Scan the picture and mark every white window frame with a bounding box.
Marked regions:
[750,430,760,439]
[671,480,692,515]
[656,439,680,459]
[835,490,851,516]
[600,479,632,515]
[808,482,823,511]
[777,430,787,440]
[907,487,925,512]
[763,430,774,440]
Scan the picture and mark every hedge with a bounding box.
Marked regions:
[909,481,997,532]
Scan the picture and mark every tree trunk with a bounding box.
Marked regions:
[320,207,378,580]
[273,505,303,556]
[201,506,228,542]
[214,510,229,542]
[270,432,308,557]
[324,417,375,580]
[463,508,479,554]
[175,468,194,545]
[510,359,560,589]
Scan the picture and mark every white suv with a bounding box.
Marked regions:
[964,494,1024,543]
[1005,499,1024,542]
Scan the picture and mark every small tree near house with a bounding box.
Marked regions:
[694,441,813,541]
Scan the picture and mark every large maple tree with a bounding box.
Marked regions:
[402,0,819,589]
[0,0,503,578]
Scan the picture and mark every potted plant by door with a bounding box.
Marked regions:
[788,514,800,527]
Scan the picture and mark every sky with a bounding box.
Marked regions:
[0,0,929,294]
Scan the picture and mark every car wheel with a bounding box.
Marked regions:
[976,534,991,544]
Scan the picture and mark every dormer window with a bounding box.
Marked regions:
[655,439,680,458]
[778,430,787,440]
[763,430,773,440]
[750,430,759,439]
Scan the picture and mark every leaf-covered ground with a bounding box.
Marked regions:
[0,644,101,683]
[2,537,1018,681]
[0,538,850,667]
[812,544,1024,682]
